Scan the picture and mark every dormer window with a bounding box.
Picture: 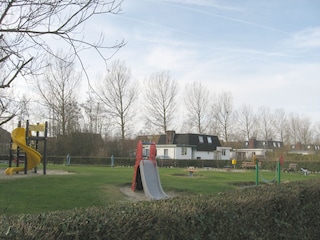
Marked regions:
[198,136,204,143]
[207,136,212,144]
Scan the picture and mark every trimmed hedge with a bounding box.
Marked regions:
[1,179,320,239]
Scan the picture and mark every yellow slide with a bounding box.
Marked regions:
[5,128,42,175]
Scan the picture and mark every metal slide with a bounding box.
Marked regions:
[5,128,42,175]
[139,160,169,200]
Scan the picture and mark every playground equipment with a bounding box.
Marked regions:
[131,140,169,200]
[255,154,283,186]
[5,120,47,175]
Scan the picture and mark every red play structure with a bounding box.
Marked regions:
[131,140,156,191]
[131,140,168,200]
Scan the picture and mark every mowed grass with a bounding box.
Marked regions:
[0,164,319,215]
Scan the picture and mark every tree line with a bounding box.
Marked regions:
[4,55,320,148]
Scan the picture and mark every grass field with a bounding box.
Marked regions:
[0,163,319,215]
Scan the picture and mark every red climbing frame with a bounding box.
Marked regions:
[131,140,157,191]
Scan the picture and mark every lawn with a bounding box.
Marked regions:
[0,164,318,215]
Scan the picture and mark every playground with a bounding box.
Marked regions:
[1,123,320,215]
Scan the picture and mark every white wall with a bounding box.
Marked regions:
[194,151,214,160]
[216,147,232,160]
[157,145,193,159]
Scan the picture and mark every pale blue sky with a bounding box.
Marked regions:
[85,0,320,123]
[12,0,318,130]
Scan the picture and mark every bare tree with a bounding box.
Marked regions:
[256,106,274,140]
[144,71,177,133]
[287,112,300,144]
[237,104,255,140]
[0,0,124,125]
[287,113,313,145]
[0,88,17,125]
[95,60,137,140]
[273,108,288,143]
[184,82,210,133]
[36,52,81,136]
[298,115,312,145]
[212,91,235,143]
[81,92,112,137]
[313,121,320,144]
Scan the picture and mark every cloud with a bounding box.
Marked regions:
[292,27,320,49]
[162,0,243,11]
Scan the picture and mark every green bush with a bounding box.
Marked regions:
[1,179,320,239]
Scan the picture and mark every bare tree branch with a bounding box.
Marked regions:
[0,0,125,125]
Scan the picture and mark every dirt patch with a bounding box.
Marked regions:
[119,187,150,202]
[0,168,73,180]
[119,186,178,202]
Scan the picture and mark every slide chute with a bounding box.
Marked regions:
[5,128,41,175]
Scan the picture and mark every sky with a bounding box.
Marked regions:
[6,0,320,133]
[83,0,320,125]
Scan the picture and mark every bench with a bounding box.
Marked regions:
[284,163,297,173]
[241,161,262,169]
[185,166,197,176]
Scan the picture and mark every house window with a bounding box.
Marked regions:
[144,149,149,158]
[273,142,276,148]
[207,136,212,144]
[277,142,281,147]
[164,149,168,156]
[222,149,226,156]
[181,147,187,155]
[198,136,204,143]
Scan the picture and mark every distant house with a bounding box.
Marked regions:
[234,137,283,160]
[154,131,231,160]
[288,142,320,155]
[0,127,11,158]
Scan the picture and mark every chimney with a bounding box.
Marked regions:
[249,137,256,149]
[166,130,175,144]
[296,142,302,150]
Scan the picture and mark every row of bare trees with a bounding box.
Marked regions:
[2,52,320,146]
[23,56,319,146]
[1,1,318,147]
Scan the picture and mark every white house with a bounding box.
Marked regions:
[155,131,231,160]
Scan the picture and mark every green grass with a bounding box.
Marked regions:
[0,164,319,215]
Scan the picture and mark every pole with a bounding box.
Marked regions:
[277,160,281,184]
[255,159,259,186]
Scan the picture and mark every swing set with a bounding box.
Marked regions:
[255,154,284,186]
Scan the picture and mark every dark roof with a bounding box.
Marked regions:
[242,139,283,149]
[158,133,221,151]
[0,127,10,143]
